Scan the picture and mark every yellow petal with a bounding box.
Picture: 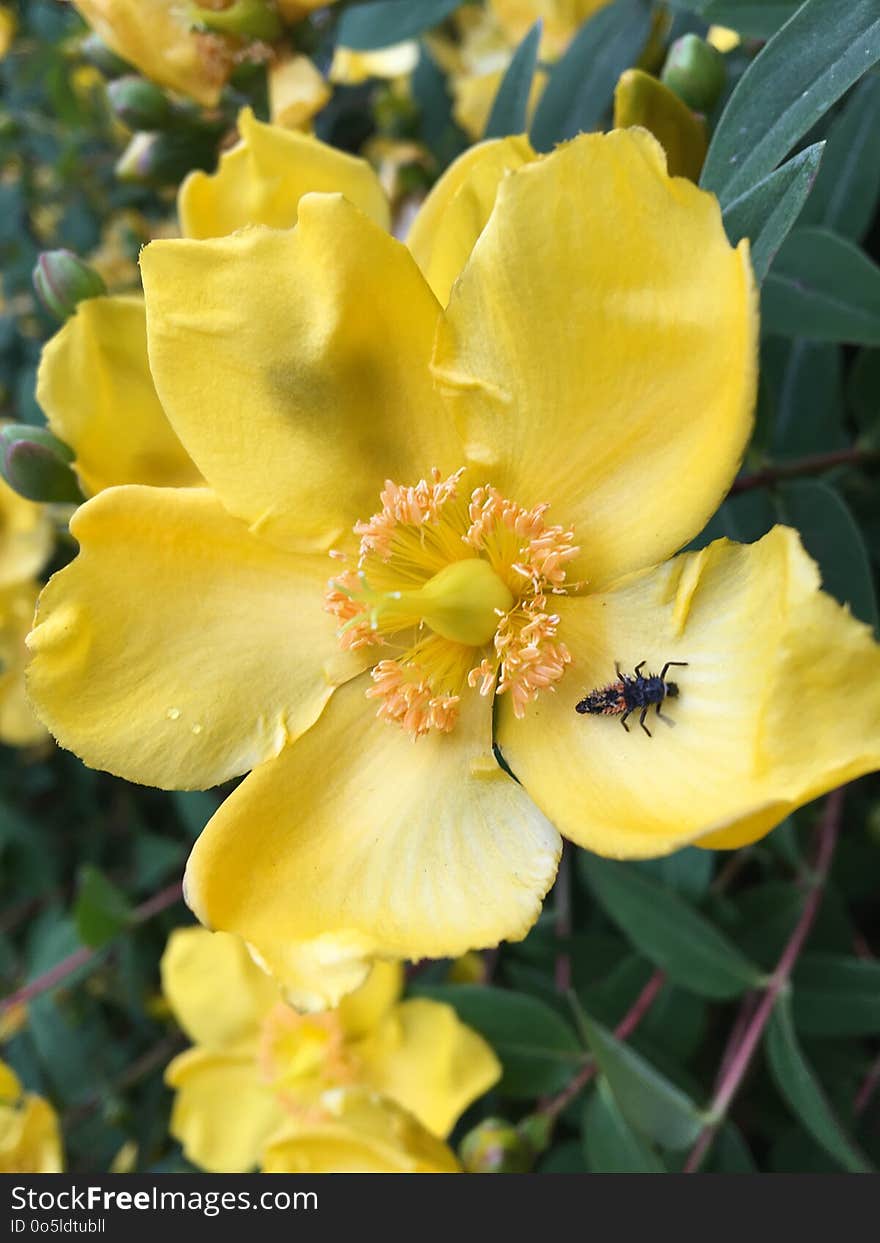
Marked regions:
[337,960,403,1041]
[613,70,708,181]
[707,25,741,53]
[433,128,757,590]
[26,486,348,789]
[267,935,377,1014]
[268,56,331,130]
[141,200,462,556]
[407,136,535,307]
[0,1063,64,1174]
[0,478,52,588]
[161,927,280,1049]
[357,999,500,1137]
[491,0,613,60]
[165,1047,282,1173]
[329,42,419,86]
[36,296,201,495]
[69,1,232,105]
[498,527,880,858]
[185,678,561,993]
[0,580,47,746]
[179,108,389,240]
[262,1087,460,1173]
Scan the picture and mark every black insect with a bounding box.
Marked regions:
[575,661,688,737]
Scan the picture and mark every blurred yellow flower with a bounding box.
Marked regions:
[1,579,48,746]
[0,1062,63,1173]
[268,54,330,130]
[329,41,420,87]
[0,7,16,60]
[161,927,497,1172]
[0,477,52,589]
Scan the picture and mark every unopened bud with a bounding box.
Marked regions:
[107,76,172,130]
[32,250,106,322]
[186,1,283,41]
[115,129,216,187]
[0,424,81,504]
[661,35,726,114]
[79,32,131,78]
[459,1119,534,1174]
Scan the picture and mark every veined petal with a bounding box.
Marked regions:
[433,128,757,590]
[69,1,232,106]
[261,1088,460,1173]
[178,108,389,240]
[0,479,52,588]
[0,580,47,747]
[407,136,536,307]
[356,998,501,1138]
[142,200,462,555]
[165,1047,282,1173]
[185,680,561,988]
[498,527,880,858]
[36,296,201,495]
[26,486,351,790]
[161,927,279,1050]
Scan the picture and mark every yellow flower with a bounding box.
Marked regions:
[0,1062,63,1173]
[27,126,880,1003]
[268,55,330,130]
[161,927,496,1172]
[0,477,52,589]
[491,0,612,60]
[1,579,48,746]
[69,0,235,106]
[0,7,17,61]
[329,42,420,87]
[707,25,741,54]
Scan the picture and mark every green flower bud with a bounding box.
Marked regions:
[185,1,283,42]
[661,35,726,114]
[79,32,132,78]
[459,1119,534,1174]
[32,250,107,322]
[115,129,217,187]
[0,424,81,505]
[106,76,173,130]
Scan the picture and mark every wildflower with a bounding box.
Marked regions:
[28,127,880,1003]
[161,927,497,1172]
[0,1062,63,1173]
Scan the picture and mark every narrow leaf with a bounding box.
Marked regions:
[484,21,542,140]
[530,0,653,152]
[702,0,880,205]
[699,1,800,39]
[581,855,764,999]
[336,0,462,51]
[765,995,873,1173]
[800,74,880,242]
[763,228,880,346]
[722,143,824,282]
[792,954,880,1037]
[414,985,583,1098]
[583,1078,666,1172]
[578,1009,707,1150]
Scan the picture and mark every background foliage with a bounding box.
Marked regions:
[2,0,880,1174]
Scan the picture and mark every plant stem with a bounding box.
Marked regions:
[539,968,667,1122]
[731,447,878,495]
[683,788,845,1173]
[0,881,183,1015]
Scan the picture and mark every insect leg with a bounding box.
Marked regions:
[615,661,622,678]
[620,711,630,733]
[634,660,646,677]
[639,707,652,737]
[656,706,675,727]
[660,660,689,680]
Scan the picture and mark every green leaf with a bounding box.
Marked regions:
[73,865,132,949]
[578,1010,706,1150]
[580,855,764,999]
[770,340,846,459]
[765,995,873,1173]
[336,0,462,50]
[583,1078,666,1172]
[848,347,880,439]
[707,1123,758,1173]
[799,75,880,242]
[413,985,583,1098]
[792,954,880,1036]
[701,0,880,205]
[698,1,799,39]
[530,0,653,152]
[763,228,880,345]
[636,848,713,902]
[775,480,879,630]
[484,21,542,140]
[722,144,825,283]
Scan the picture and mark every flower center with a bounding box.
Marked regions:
[324,469,579,738]
[258,1004,357,1114]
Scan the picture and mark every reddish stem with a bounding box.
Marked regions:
[731,447,877,495]
[683,788,844,1173]
[0,880,183,1015]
